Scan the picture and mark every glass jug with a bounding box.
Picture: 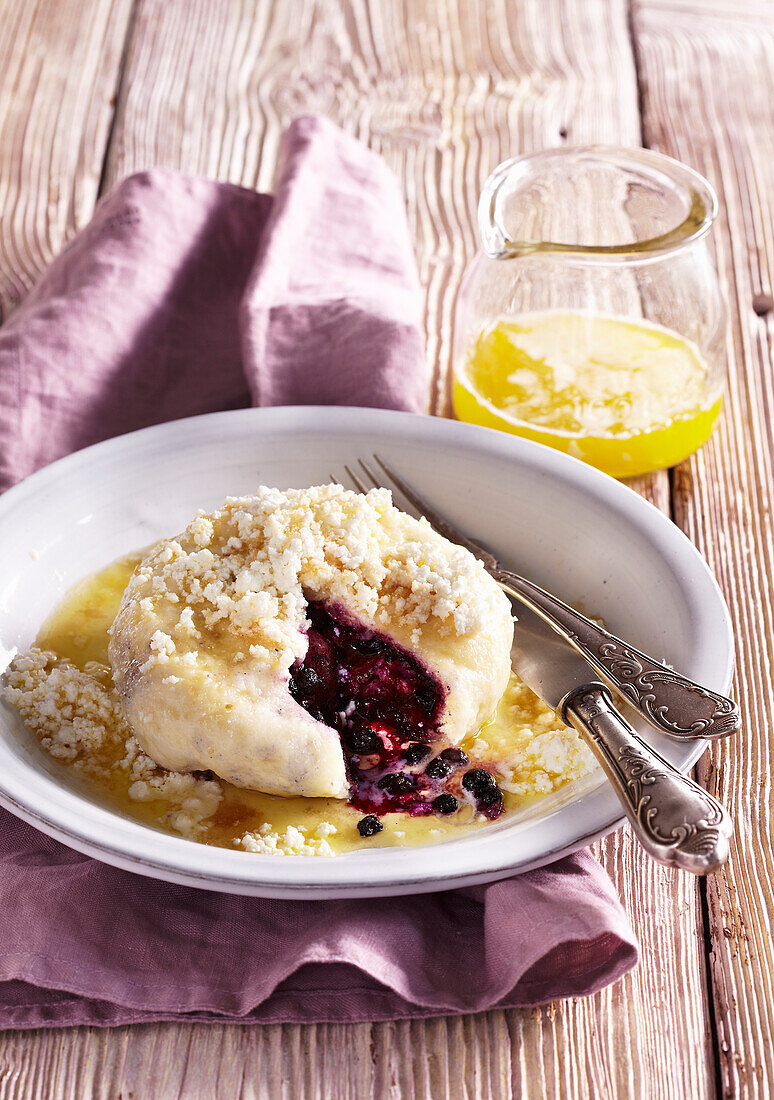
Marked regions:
[453,147,726,478]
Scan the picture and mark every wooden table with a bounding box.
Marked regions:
[1,0,772,1095]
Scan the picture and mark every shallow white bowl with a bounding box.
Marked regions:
[0,407,733,897]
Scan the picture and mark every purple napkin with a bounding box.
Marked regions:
[0,115,637,1027]
[0,115,426,489]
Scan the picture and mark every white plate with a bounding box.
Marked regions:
[0,407,733,897]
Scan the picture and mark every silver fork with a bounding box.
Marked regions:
[340,456,740,744]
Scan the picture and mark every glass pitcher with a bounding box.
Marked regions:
[453,147,726,478]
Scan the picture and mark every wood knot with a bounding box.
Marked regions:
[752,293,773,317]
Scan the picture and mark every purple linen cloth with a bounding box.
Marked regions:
[0,115,637,1028]
[0,115,426,490]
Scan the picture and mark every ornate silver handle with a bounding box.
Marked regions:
[496,568,740,741]
[563,685,732,874]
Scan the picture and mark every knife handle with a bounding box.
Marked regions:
[563,685,732,874]
[496,568,740,741]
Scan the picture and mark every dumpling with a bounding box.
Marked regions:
[108,484,514,804]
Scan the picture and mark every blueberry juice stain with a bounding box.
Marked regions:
[288,602,504,827]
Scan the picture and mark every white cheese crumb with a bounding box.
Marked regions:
[237,825,336,857]
[118,484,492,675]
[1,648,128,765]
[140,629,176,672]
[1,649,223,838]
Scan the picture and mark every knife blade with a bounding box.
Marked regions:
[510,599,603,712]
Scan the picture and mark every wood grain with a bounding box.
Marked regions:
[98,2,714,1096]
[633,3,774,1095]
[0,0,770,1095]
[0,0,134,323]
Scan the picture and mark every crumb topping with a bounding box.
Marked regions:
[3,648,127,764]
[120,484,495,672]
[2,648,222,837]
[236,822,337,857]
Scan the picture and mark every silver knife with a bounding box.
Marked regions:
[511,599,733,874]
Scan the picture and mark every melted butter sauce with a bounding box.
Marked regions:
[36,554,568,854]
[454,311,723,478]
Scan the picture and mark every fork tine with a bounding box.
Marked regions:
[342,464,370,494]
[357,458,383,491]
[370,454,501,570]
[372,456,448,528]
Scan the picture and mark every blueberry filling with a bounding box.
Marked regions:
[288,601,505,826]
[344,728,381,755]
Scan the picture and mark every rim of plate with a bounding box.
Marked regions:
[0,407,735,897]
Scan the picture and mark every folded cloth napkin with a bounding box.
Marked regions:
[0,115,637,1028]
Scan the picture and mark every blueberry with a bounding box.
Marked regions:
[377,773,417,796]
[461,768,497,797]
[439,747,468,767]
[415,685,438,713]
[432,793,459,815]
[357,815,383,837]
[404,742,432,766]
[390,711,416,737]
[476,785,503,806]
[355,634,387,656]
[367,702,392,723]
[424,756,452,780]
[351,701,378,725]
[481,796,505,820]
[289,665,322,701]
[345,727,380,754]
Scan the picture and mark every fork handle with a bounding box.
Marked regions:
[563,685,732,874]
[495,567,740,741]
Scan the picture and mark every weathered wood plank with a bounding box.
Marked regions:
[23,0,706,1094]
[0,0,744,1095]
[633,3,774,1096]
[0,0,135,322]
